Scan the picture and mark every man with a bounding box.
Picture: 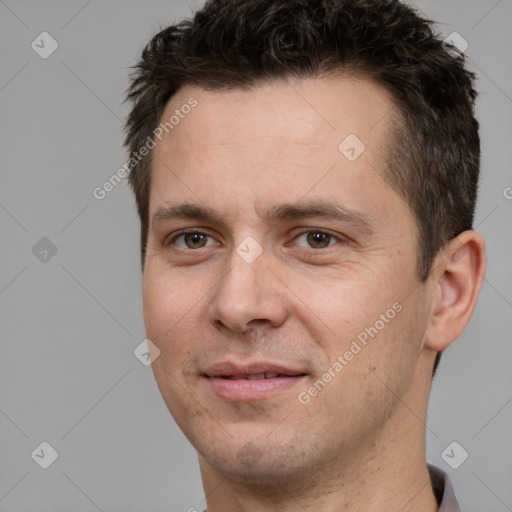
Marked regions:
[124,0,486,510]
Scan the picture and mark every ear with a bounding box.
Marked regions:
[424,230,486,352]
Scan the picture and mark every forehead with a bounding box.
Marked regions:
[149,75,407,228]
[157,76,395,156]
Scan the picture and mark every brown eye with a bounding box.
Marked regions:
[184,233,208,248]
[172,231,218,249]
[306,232,332,248]
[294,230,339,249]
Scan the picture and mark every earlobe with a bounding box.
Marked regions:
[424,230,486,352]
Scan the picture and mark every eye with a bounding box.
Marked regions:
[171,231,219,250]
[293,230,344,249]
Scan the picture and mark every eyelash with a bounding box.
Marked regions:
[166,228,346,251]
[167,229,219,250]
[291,229,344,249]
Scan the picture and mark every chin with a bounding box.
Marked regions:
[198,434,326,486]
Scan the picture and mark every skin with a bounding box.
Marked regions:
[142,76,486,512]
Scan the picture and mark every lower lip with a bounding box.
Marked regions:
[206,375,306,401]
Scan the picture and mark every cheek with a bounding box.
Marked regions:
[291,271,393,344]
[302,298,425,436]
[142,269,203,421]
[143,271,169,336]
[142,268,194,353]
[292,256,422,380]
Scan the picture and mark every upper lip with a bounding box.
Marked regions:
[204,361,307,378]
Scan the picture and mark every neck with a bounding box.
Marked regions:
[199,357,439,512]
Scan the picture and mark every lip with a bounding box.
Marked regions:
[204,361,308,401]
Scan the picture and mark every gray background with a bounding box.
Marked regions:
[1,0,511,511]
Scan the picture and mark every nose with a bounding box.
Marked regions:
[209,247,289,333]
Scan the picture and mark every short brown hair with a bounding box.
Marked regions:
[124,0,480,374]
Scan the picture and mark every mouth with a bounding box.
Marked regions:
[204,362,308,400]
[219,372,305,380]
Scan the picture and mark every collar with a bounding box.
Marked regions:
[428,463,462,511]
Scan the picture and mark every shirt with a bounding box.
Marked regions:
[202,463,461,511]
[429,463,461,511]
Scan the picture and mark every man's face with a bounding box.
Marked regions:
[143,77,434,483]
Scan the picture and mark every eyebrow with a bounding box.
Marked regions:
[266,201,375,234]
[151,200,376,235]
[152,203,225,227]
